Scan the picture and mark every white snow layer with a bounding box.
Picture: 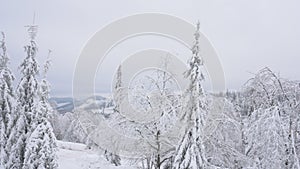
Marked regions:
[57,141,135,169]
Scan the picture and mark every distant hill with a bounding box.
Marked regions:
[50,95,111,114]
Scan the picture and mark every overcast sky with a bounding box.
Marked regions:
[1,0,300,96]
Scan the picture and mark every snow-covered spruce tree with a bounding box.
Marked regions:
[23,51,58,169]
[6,25,40,169]
[172,22,210,169]
[114,64,122,111]
[6,25,58,169]
[104,65,122,166]
[0,32,15,168]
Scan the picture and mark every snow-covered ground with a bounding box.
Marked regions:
[57,141,135,169]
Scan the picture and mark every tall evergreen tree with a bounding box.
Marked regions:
[104,64,122,166]
[7,24,57,169]
[0,32,15,168]
[114,64,122,111]
[22,50,58,169]
[172,22,209,169]
[6,24,40,169]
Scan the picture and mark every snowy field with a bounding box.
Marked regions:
[57,141,135,169]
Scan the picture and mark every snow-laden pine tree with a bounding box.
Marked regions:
[6,25,58,169]
[0,32,15,168]
[6,25,40,168]
[104,65,122,166]
[172,22,209,169]
[114,64,122,111]
[23,51,58,169]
